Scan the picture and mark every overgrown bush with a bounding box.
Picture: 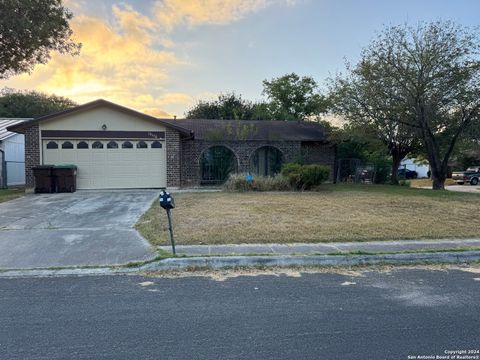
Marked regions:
[373,158,391,184]
[398,180,411,187]
[281,163,330,190]
[223,173,292,192]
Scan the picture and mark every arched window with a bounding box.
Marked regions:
[151,141,162,149]
[46,141,58,149]
[92,141,104,149]
[200,146,238,184]
[249,146,283,176]
[136,141,148,149]
[61,141,74,149]
[122,141,133,149]
[77,141,89,149]
[107,141,118,149]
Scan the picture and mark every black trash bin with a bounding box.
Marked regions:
[32,165,55,193]
[53,165,78,193]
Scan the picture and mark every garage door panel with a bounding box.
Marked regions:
[91,152,107,161]
[106,152,125,161]
[76,152,93,162]
[43,139,166,189]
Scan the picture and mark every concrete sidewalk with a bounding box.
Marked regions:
[160,238,480,256]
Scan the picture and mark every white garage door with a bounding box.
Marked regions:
[43,139,166,189]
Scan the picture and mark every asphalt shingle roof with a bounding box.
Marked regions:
[161,119,327,141]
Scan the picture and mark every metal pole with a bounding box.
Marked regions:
[0,150,6,189]
[166,208,176,255]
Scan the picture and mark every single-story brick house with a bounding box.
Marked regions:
[8,99,336,191]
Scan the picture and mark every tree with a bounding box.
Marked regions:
[352,21,480,189]
[262,73,329,121]
[185,93,273,120]
[0,89,77,118]
[0,0,81,79]
[331,122,392,184]
[330,63,420,184]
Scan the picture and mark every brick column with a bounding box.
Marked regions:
[166,128,181,188]
[24,124,40,191]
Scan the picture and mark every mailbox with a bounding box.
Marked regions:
[159,191,175,209]
[159,190,176,255]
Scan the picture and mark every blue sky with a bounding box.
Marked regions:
[4,0,480,117]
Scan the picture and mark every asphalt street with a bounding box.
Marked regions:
[0,267,479,360]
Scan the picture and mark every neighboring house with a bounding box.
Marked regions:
[8,99,335,191]
[0,118,31,188]
[401,157,430,178]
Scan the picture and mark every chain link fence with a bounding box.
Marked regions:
[336,158,377,184]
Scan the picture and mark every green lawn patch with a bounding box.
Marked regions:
[0,188,24,203]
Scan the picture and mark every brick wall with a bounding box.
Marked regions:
[179,140,337,187]
[180,140,304,187]
[166,128,181,188]
[301,142,337,181]
[24,124,40,190]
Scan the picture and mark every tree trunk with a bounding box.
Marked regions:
[432,174,446,190]
[390,155,402,185]
[420,123,447,190]
[429,157,447,190]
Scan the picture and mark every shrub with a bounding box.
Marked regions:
[280,163,303,177]
[281,163,330,190]
[398,180,411,187]
[223,173,292,192]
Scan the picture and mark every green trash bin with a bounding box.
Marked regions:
[53,165,78,193]
[33,165,55,193]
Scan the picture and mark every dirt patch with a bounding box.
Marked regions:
[138,263,480,281]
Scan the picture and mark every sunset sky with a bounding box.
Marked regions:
[3,0,480,118]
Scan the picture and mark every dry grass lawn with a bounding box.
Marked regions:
[136,185,480,246]
[410,178,457,188]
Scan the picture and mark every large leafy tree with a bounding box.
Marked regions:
[0,89,76,118]
[185,93,272,120]
[330,64,420,184]
[0,0,81,79]
[352,21,480,189]
[262,73,329,121]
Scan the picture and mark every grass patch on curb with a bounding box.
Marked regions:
[122,248,175,268]
[136,184,480,246]
[321,247,480,256]
[0,188,24,203]
[178,247,480,258]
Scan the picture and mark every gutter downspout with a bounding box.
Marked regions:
[0,147,6,189]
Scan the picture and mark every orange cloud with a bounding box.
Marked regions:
[3,1,299,117]
[3,9,182,117]
[112,4,157,43]
[154,0,271,30]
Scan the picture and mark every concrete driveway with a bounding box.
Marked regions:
[0,191,159,269]
[446,185,480,193]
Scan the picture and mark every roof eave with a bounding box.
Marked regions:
[6,99,193,136]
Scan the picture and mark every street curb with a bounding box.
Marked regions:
[139,251,480,271]
[1,251,480,278]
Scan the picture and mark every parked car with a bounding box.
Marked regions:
[398,168,418,179]
[452,167,480,185]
